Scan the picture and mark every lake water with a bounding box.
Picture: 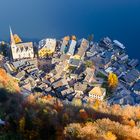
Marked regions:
[0,0,140,60]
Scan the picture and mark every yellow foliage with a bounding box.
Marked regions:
[38,47,54,57]
[108,72,118,88]
[14,34,22,44]
[19,117,25,132]
[93,100,100,110]
[72,98,82,106]
[0,68,20,93]
[104,131,117,140]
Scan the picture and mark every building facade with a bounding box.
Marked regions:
[10,27,34,60]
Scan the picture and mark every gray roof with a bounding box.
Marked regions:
[16,70,26,80]
[77,38,89,57]
[122,69,140,84]
[84,67,95,82]
[69,58,81,67]
[61,88,74,96]
[74,82,87,92]
[67,40,77,55]
[133,80,140,92]
[128,59,139,67]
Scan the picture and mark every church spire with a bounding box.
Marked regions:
[9,26,15,45]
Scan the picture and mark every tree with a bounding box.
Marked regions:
[72,98,82,106]
[19,117,25,132]
[71,35,77,41]
[104,131,117,140]
[79,109,88,120]
[85,60,93,68]
[88,34,94,42]
[108,73,118,89]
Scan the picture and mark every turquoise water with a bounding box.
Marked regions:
[0,0,140,60]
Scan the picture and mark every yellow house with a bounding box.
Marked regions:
[89,87,106,101]
[38,38,56,58]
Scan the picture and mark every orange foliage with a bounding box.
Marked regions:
[79,109,88,120]
[71,35,77,41]
[19,117,25,132]
[0,68,20,93]
[27,94,35,104]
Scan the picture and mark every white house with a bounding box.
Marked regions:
[89,86,106,101]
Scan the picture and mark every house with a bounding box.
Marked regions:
[84,67,95,83]
[24,76,37,88]
[55,61,69,75]
[70,74,78,80]
[4,63,15,73]
[86,45,98,57]
[69,58,81,68]
[10,28,34,60]
[15,70,26,80]
[101,51,115,60]
[22,82,32,91]
[60,88,74,99]
[52,78,68,89]
[128,59,139,68]
[38,38,56,57]
[113,40,125,50]
[111,94,135,105]
[0,54,4,61]
[99,37,113,49]
[100,58,112,69]
[132,80,140,95]
[77,38,89,58]
[45,87,52,93]
[121,69,140,87]
[60,54,70,61]
[52,58,61,64]
[88,86,106,101]
[74,82,87,97]
[60,36,69,53]
[118,53,128,61]
[67,40,77,55]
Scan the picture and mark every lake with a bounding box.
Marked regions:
[0,0,140,60]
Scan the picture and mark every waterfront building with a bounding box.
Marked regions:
[77,38,89,58]
[38,38,56,57]
[10,27,34,60]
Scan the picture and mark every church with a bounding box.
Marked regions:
[10,27,34,60]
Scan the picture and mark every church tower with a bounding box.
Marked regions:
[10,26,15,45]
[9,26,17,60]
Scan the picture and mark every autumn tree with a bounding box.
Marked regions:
[19,117,25,132]
[71,35,77,41]
[72,98,82,106]
[88,34,94,42]
[104,131,117,140]
[85,60,93,68]
[108,72,118,89]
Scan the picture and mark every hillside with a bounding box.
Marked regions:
[0,88,140,139]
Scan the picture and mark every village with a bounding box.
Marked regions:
[0,28,140,106]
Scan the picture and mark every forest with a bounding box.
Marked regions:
[0,68,140,140]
